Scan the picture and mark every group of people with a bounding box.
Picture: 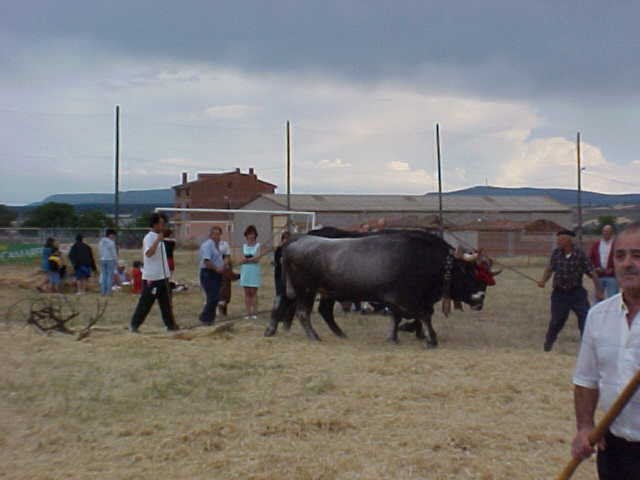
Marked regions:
[39,230,148,295]
[197,224,265,326]
[537,223,640,478]
[127,213,273,332]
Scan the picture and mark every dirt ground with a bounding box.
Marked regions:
[0,249,599,479]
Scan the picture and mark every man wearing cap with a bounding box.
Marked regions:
[537,229,604,351]
[570,223,640,478]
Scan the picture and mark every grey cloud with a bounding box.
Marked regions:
[2,1,639,98]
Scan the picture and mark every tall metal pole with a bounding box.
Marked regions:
[576,131,583,246]
[114,105,120,230]
[436,123,444,237]
[286,120,291,233]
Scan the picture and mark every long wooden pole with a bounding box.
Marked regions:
[576,132,582,246]
[556,369,640,480]
[286,120,291,233]
[436,123,443,238]
[114,105,120,230]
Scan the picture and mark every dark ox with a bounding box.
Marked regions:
[265,229,489,348]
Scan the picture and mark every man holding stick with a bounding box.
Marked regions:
[571,223,640,479]
[129,213,179,332]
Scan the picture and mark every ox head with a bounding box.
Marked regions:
[447,248,495,311]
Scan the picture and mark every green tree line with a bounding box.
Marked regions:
[0,202,153,229]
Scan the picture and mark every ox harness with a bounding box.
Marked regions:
[440,253,455,316]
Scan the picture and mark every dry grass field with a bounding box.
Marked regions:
[0,249,600,479]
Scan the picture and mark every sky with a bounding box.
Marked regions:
[1,1,640,204]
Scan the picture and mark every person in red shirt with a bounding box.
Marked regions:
[131,260,143,294]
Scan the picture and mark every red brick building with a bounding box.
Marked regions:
[172,168,276,241]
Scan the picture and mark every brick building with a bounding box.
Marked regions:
[172,168,276,242]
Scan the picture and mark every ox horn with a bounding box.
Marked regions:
[462,252,478,262]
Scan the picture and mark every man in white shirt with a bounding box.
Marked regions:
[589,224,619,299]
[571,223,640,478]
[129,213,179,332]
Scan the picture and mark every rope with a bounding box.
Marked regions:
[442,227,541,285]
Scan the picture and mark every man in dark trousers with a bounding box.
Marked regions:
[537,229,603,351]
[129,213,179,332]
[571,223,640,479]
[68,233,97,294]
[198,226,225,325]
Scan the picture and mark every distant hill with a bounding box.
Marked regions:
[34,189,174,206]
[442,186,640,207]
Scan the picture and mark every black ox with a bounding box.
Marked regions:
[265,228,490,348]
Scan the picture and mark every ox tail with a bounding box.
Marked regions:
[281,253,296,300]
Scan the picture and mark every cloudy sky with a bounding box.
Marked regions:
[1,1,639,204]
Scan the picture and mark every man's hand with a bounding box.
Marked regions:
[537,280,546,288]
[571,427,605,460]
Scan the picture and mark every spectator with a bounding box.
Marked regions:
[131,260,143,294]
[98,229,118,296]
[68,234,97,294]
[589,224,619,299]
[129,213,179,332]
[37,237,55,292]
[240,225,262,319]
[198,226,225,325]
[537,229,604,351]
[47,243,65,293]
[205,227,233,317]
[163,228,176,274]
[570,223,640,478]
[113,259,131,288]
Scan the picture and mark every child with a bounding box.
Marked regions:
[113,260,131,289]
[131,260,143,294]
[47,247,65,293]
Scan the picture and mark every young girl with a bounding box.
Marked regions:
[239,225,262,319]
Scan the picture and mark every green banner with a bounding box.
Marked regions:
[0,242,41,263]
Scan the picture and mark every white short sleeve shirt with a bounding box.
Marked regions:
[573,293,640,441]
[142,231,170,281]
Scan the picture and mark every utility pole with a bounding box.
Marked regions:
[286,120,291,233]
[576,131,583,246]
[114,105,120,230]
[436,123,444,237]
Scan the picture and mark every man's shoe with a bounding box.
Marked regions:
[543,340,553,352]
[129,325,140,334]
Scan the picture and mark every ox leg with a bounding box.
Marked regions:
[282,297,296,331]
[386,313,402,343]
[420,311,438,348]
[318,297,347,338]
[265,295,295,337]
[297,294,321,341]
[414,320,426,340]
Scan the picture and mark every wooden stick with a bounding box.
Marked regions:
[556,369,640,480]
